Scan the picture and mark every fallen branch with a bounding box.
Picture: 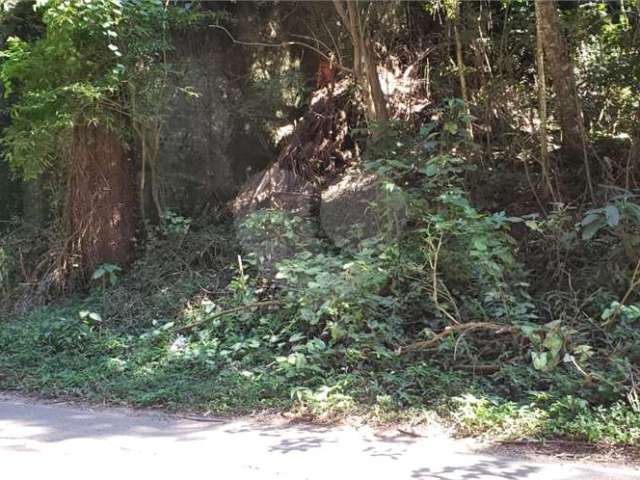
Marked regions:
[399,322,520,354]
[452,363,501,373]
[176,300,284,333]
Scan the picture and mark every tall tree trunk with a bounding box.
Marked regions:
[362,34,389,127]
[451,0,472,139]
[65,125,137,284]
[334,0,388,128]
[627,104,640,189]
[534,0,584,157]
[534,1,554,200]
[452,2,469,107]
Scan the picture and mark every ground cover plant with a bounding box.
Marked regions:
[1,0,639,447]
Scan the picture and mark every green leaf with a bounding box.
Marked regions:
[329,322,345,342]
[288,332,306,343]
[531,351,548,371]
[419,162,439,176]
[420,122,437,136]
[622,305,640,322]
[543,333,563,355]
[472,237,487,252]
[601,301,621,320]
[444,122,458,134]
[519,324,536,337]
[604,205,620,227]
[91,269,104,280]
[581,217,606,240]
[624,202,640,223]
[573,344,593,360]
[580,212,601,226]
[525,220,541,232]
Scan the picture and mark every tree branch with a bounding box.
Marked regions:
[210,24,352,73]
[399,322,520,354]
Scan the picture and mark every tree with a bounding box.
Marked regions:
[0,0,171,283]
[333,0,388,128]
[534,0,585,157]
[534,0,554,199]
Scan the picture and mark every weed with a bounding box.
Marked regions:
[453,393,640,445]
[2,102,639,446]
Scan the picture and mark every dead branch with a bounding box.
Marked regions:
[400,322,521,354]
[176,300,284,333]
[425,233,461,325]
[210,24,352,73]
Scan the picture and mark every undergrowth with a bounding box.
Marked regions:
[1,103,640,445]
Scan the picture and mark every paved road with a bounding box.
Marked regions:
[1,394,638,479]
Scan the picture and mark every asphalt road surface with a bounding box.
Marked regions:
[1,393,638,479]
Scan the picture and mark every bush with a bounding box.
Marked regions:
[1,100,639,446]
[454,393,640,446]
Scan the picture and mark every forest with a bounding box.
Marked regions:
[0,0,639,446]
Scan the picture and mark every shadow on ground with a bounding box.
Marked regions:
[1,394,637,480]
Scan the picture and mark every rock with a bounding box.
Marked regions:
[231,163,317,219]
[320,169,406,248]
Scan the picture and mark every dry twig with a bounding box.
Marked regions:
[176,300,284,333]
[400,322,520,354]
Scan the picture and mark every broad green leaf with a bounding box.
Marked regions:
[531,351,548,371]
[604,205,620,227]
[91,269,104,280]
[580,212,601,226]
[525,220,541,232]
[581,217,605,240]
[444,122,458,134]
[543,333,563,354]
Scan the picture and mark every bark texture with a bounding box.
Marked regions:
[66,125,137,281]
[535,0,584,156]
[534,0,553,198]
[334,0,388,126]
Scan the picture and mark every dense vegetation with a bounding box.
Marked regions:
[1,0,639,446]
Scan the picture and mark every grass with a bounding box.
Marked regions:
[453,393,640,445]
[1,213,639,447]
[0,302,459,415]
[2,302,640,446]
[0,304,290,413]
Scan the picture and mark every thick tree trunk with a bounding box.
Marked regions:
[535,0,584,156]
[334,0,388,127]
[65,125,137,282]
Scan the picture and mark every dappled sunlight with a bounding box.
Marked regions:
[5,395,636,479]
[1,0,639,468]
